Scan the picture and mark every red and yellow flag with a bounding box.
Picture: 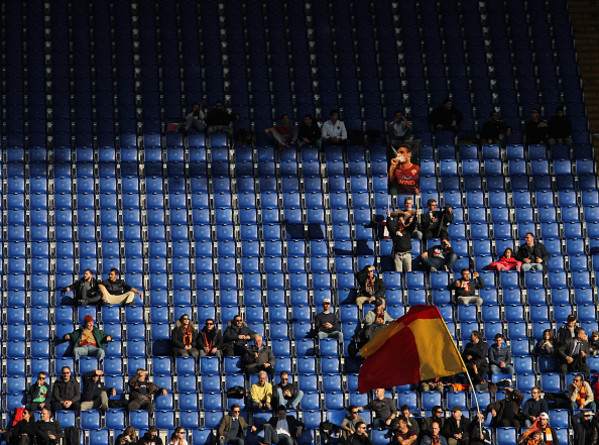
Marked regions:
[358,305,467,393]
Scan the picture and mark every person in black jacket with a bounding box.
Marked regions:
[223,315,257,357]
[138,426,163,445]
[516,233,551,272]
[355,265,386,310]
[198,318,224,358]
[170,314,200,358]
[525,108,550,145]
[98,268,143,305]
[548,106,572,147]
[469,412,491,445]
[297,114,322,148]
[5,408,36,445]
[462,331,488,388]
[480,111,511,145]
[442,406,471,445]
[453,269,485,306]
[420,238,457,272]
[244,335,275,379]
[420,200,454,240]
[206,101,239,134]
[35,407,62,445]
[345,422,373,445]
[259,406,304,445]
[429,98,464,132]
[387,210,415,273]
[64,269,102,305]
[556,314,578,347]
[558,327,591,378]
[80,369,115,411]
[27,372,50,411]
[314,299,343,343]
[51,367,80,412]
[572,410,599,445]
[274,371,304,410]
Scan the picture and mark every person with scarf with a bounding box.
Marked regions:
[198,318,224,358]
[518,413,559,445]
[487,248,522,272]
[362,299,394,344]
[170,314,199,358]
[469,412,491,445]
[421,422,448,445]
[567,374,596,412]
[355,265,386,310]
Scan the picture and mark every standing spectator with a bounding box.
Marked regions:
[345,421,373,445]
[127,369,168,412]
[421,200,453,240]
[5,408,36,445]
[572,410,598,445]
[27,372,50,411]
[429,98,464,132]
[358,388,396,429]
[260,406,303,445]
[558,327,591,378]
[51,367,80,412]
[388,145,421,196]
[355,265,386,310]
[80,369,115,411]
[179,103,207,133]
[35,407,63,445]
[486,248,522,272]
[452,269,484,306]
[206,101,239,134]
[485,388,523,429]
[168,427,188,445]
[567,374,596,411]
[64,315,111,362]
[314,299,343,344]
[525,108,549,145]
[265,114,297,150]
[217,404,256,445]
[421,407,445,437]
[590,331,599,355]
[548,106,572,147]
[419,238,457,272]
[64,269,102,305]
[139,426,163,445]
[387,110,413,147]
[488,333,515,374]
[469,412,491,445]
[198,318,224,358]
[297,114,322,148]
[321,109,347,147]
[442,407,471,445]
[115,426,138,445]
[387,210,416,272]
[392,197,422,240]
[556,314,578,346]
[223,315,257,357]
[462,331,489,388]
[362,299,394,343]
[522,387,549,427]
[274,371,304,411]
[480,111,512,145]
[98,268,143,304]
[421,422,448,445]
[340,406,367,443]
[390,418,418,445]
[397,405,420,435]
[171,314,200,358]
[534,330,556,356]
[250,371,273,410]
[244,335,275,380]
[516,233,550,272]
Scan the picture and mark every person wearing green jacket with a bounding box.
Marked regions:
[64,315,112,362]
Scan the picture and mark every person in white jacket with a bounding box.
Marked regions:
[321,109,347,147]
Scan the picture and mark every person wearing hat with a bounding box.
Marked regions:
[64,315,112,362]
[567,374,596,412]
[556,314,578,347]
[572,409,598,445]
[557,327,590,379]
[314,299,343,343]
[355,265,387,310]
[484,387,524,429]
[548,106,572,147]
[362,299,394,344]
[442,406,471,445]
[488,333,515,375]
[527,413,560,445]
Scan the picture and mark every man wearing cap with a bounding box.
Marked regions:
[534,413,560,445]
[558,327,590,379]
[442,407,471,445]
[314,298,343,344]
[340,406,367,443]
[556,314,578,347]
[567,374,596,412]
[488,333,515,375]
[64,315,112,362]
[572,410,598,445]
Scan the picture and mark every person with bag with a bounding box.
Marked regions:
[5,408,36,445]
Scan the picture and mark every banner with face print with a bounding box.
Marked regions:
[388,142,421,196]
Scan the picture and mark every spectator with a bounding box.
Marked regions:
[420,238,457,272]
[115,426,138,445]
[171,314,200,358]
[572,410,598,445]
[485,388,523,429]
[568,374,596,412]
[35,407,63,445]
[51,367,80,412]
[558,327,591,378]
[442,406,470,445]
[297,114,322,148]
[397,405,420,435]
[548,106,572,147]
[127,369,168,412]
[525,108,549,145]
[244,335,275,380]
[452,269,484,306]
[27,372,50,411]
[179,103,207,133]
[523,413,559,445]
[168,427,188,445]
[521,430,546,445]
[387,110,413,147]
[420,377,445,393]
[98,268,143,304]
[198,318,224,358]
[462,331,489,388]
[421,422,447,445]
[390,418,418,445]
[534,330,556,357]
[391,197,422,240]
[421,200,453,240]
[250,370,273,410]
[522,387,549,427]
[321,109,347,147]
[314,298,343,344]
[80,369,115,411]
[274,371,304,411]
[488,333,515,374]
[516,233,550,272]
[265,114,298,150]
[429,98,463,132]
[64,269,102,306]
[217,404,256,445]
[358,388,396,429]
[480,111,511,145]
[557,314,578,346]
[340,405,367,443]
[590,331,599,355]
[421,407,445,437]
[139,426,163,445]
[388,145,420,196]
[486,248,522,272]
[259,405,304,445]
[223,315,257,357]
[362,299,394,343]
[387,210,416,272]
[469,412,491,445]
[355,265,386,310]
[206,101,239,134]
[64,314,111,362]
[5,408,36,445]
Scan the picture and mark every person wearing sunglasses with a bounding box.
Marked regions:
[340,405,367,442]
[27,372,50,411]
[345,421,373,445]
[51,367,80,412]
[171,314,200,358]
[274,371,303,411]
[217,404,256,445]
[168,427,188,445]
[223,315,257,357]
[198,319,224,358]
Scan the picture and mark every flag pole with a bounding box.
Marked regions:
[463,370,483,433]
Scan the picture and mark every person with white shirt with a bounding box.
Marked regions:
[259,406,303,445]
[321,109,347,147]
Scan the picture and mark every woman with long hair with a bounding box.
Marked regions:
[6,409,36,445]
[168,427,188,445]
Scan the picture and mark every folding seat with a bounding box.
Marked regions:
[507,322,527,339]
[504,305,525,322]
[548,271,568,289]
[514,356,534,375]
[496,428,517,445]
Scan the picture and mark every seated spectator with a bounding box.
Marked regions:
[35,407,63,445]
[274,371,304,411]
[558,327,591,379]
[534,330,556,357]
[340,405,367,443]
[518,413,558,445]
[179,103,207,133]
[168,427,188,445]
[297,114,322,148]
[217,404,256,445]
[522,386,549,427]
[590,331,599,355]
[355,265,386,310]
[139,426,163,445]
[362,299,394,344]
[198,318,224,358]
[390,418,418,445]
[486,248,522,272]
[27,372,50,411]
[572,410,598,445]
[442,406,470,445]
[421,407,445,437]
[557,314,578,346]
[314,299,343,345]
[429,98,463,133]
[321,109,347,147]
[488,333,515,374]
[387,210,416,272]
[5,408,36,445]
[344,421,372,445]
[127,369,167,411]
[485,388,523,428]
[358,388,396,429]
[397,405,420,435]
[387,110,413,147]
[115,426,138,445]
[548,106,572,147]
[525,108,549,145]
[420,238,457,272]
[568,374,596,412]
[244,335,275,380]
[516,233,550,272]
[265,114,298,150]
[98,268,143,304]
[206,101,239,134]
[171,314,199,358]
[388,144,420,196]
[259,406,303,445]
[391,197,422,240]
[462,331,488,388]
[421,200,453,241]
[250,371,273,410]
[469,412,491,445]
[419,377,445,393]
[64,314,111,362]
[64,269,102,305]
[51,367,80,412]
[223,315,257,357]
[480,110,511,145]
[452,269,484,306]
[80,369,115,411]
[421,422,447,445]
